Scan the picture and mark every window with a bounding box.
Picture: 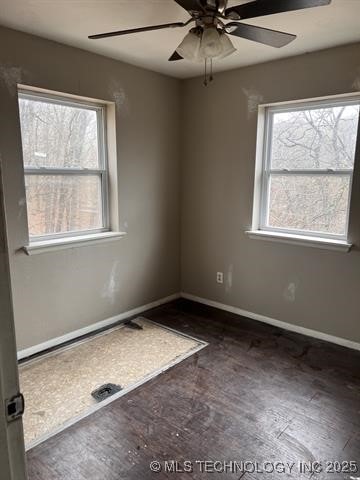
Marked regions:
[18,89,109,241]
[251,96,360,247]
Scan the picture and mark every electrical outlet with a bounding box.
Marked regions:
[216,272,223,284]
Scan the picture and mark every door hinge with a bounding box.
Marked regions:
[5,393,25,422]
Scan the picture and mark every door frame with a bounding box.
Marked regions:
[0,159,27,480]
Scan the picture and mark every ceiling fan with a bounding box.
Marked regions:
[89,0,332,84]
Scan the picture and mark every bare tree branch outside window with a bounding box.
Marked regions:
[263,103,359,237]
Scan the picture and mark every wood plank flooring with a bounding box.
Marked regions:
[26,299,360,480]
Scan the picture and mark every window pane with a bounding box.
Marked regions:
[25,175,103,237]
[267,175,351,236]
[19,97,100,169]
[270,105,359,170]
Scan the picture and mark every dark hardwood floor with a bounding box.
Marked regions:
[26,299,360,480]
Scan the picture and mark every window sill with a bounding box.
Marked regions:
[23,231,127,255]
[245,230,352,252]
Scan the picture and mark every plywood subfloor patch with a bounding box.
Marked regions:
[19,318,204,447]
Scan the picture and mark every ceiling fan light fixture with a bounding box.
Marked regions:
[218,33,237,59]
[176,30,202,62]
[199,26,223,59]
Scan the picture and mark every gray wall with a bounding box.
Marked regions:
[181,43,360,343]
[0,26,181,350]
[1,25,360,350]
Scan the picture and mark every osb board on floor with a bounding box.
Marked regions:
[19,317,205,448]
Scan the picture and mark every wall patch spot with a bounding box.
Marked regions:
[225,264,233,293]
[0,65,24,96]
[102,260,121,304]
[242,87,264,117]
[18,197,27,218]
[283,282,297,302]
[108,79,129,115]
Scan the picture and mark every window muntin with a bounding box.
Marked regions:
[18,91,109,240]
[260,99,359,240]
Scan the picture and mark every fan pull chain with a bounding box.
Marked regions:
[203,58,214,87]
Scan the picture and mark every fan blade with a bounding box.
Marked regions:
[225,0,331,20]
[89,22,185,39]
[169,51,184,61]
[173,0,201,12]
[226,22,296,47]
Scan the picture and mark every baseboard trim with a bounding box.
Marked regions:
[181,292,360,352]
[17,293,181,360]
[18,291,360,359]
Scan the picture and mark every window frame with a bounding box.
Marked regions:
[258,96,360,242]
[18,89,110,242]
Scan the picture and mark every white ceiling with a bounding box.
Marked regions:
[0,0,359,79]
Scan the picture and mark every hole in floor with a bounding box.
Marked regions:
[91,383,122,402]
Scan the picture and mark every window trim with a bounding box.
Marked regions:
[245,229,352,252]
[23,231,127,256]
[18,89,110,242]
[253,94,360,244]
